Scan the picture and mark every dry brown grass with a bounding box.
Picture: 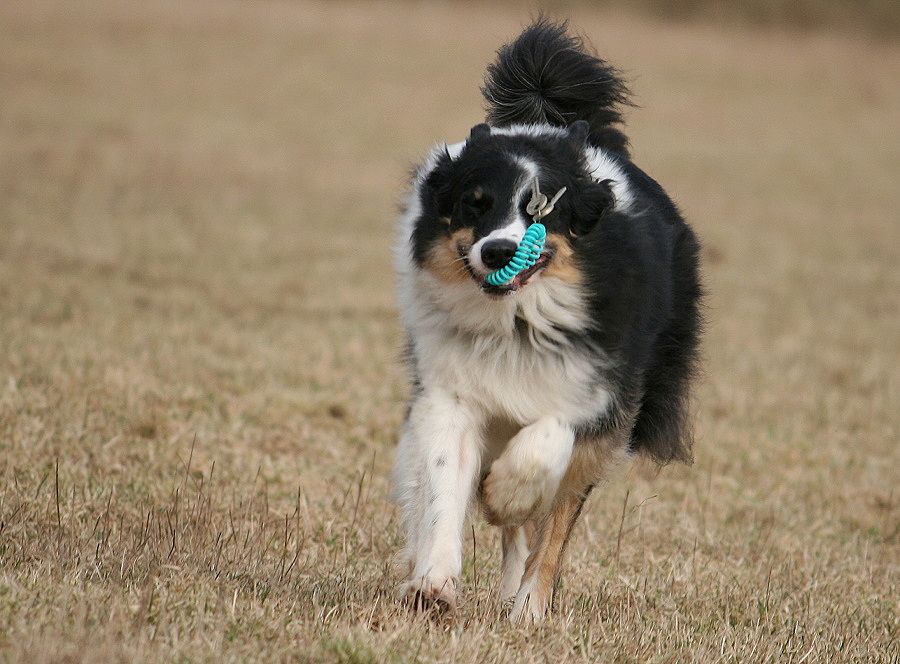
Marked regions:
[1,1,897,662]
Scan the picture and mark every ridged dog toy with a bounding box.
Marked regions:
[484,178,566,286]
[485,222,547,286]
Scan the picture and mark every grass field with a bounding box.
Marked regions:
[1,0,897,662]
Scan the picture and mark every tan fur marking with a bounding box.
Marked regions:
[542,233,582,283]
[518,493,585,616]
[424,229,474,284]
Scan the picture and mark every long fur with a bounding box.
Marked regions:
[482,20,633,155]
[392,19,703,622]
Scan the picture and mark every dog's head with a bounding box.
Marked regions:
[407,122,618,298]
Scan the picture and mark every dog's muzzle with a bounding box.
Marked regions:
[458,241,552,297]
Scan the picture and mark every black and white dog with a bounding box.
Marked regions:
[392,20,702,622]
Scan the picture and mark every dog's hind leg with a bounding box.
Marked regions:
[509,436,632,623]
[499,522,535,601]
[394,390,482,611]
[509,483,591,622]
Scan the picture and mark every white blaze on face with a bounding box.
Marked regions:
[466,158,539,276]
[467,220,526,275]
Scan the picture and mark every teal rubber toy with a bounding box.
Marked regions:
[485,223,547,286]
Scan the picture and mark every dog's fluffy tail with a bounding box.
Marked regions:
[481,20,632,154]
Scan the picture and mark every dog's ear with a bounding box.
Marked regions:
[570,178,615,237]
[468,123,492,143]
[567,120,590,148]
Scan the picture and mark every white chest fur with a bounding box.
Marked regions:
[401,272,611,426]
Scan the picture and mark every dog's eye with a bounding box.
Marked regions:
[460,187,492,217]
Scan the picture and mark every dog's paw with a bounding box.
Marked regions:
[481,455,554,526]
[509,588,550,624]
[398,575,458,613]
[507,572,552,623]
[481,417,571,526]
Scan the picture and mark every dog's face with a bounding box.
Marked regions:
[410,123,615,298]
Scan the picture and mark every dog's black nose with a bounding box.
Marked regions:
[480,239,517,270]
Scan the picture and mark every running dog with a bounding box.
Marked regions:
[392,20,703,622]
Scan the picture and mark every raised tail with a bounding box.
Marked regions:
[481,20,632,155]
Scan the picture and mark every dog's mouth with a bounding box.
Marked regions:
[458,243,553,297]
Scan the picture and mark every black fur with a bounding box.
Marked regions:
[482,19,633,155]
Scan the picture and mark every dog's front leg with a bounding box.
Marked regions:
[393,390,481,611]
[481,415,574,527]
